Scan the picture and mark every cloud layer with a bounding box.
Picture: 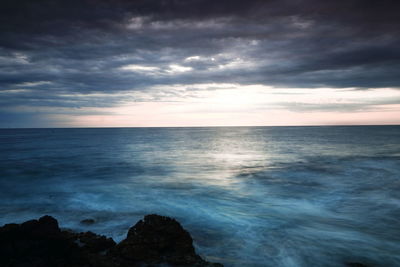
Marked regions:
[1,0,400,126]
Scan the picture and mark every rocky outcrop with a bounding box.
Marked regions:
[0,215,85,266]
[0,214,222,267]
[113,214,218,266]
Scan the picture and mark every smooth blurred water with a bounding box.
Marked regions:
[1,126,400,266]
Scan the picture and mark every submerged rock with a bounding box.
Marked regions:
[0,214,222,267]
[345,263,370,267]
[80,218,96,225]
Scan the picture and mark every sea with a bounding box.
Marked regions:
[1,126,399,266]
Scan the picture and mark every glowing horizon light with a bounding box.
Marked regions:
[42,85,400,128]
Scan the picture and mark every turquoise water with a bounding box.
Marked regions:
[1,126,400,266]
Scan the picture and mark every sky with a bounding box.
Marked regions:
[1,0,400,127]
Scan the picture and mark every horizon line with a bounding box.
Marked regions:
[1,124,400,130]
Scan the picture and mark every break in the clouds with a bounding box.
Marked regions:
[1,0,400,127]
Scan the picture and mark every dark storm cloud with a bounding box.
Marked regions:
[0,0,400,125]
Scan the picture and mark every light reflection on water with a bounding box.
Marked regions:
[1,126,400,266]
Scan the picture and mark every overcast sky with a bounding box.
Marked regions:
[1,0,400,127]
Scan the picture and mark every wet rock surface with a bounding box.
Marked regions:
[0,214,222,267]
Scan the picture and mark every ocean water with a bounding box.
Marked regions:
[1,126,400,266]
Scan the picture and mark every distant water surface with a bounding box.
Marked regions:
[1,126,400,266]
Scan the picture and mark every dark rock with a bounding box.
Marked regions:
[80,218,96,225]
[0,214,222,267]
[114,214,221,266]
[0,215,85,267]
[75,231,116,253]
